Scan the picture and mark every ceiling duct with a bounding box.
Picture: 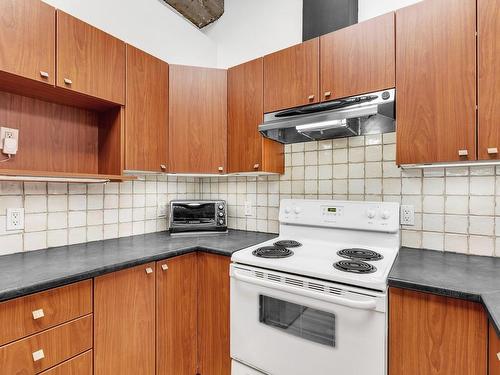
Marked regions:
[162,0,224,28]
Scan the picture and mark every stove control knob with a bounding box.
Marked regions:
[381,210,391,220]
[284,207,291,214]
[367,209,376,219]
[294,207,302,214]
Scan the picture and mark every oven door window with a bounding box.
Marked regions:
[259,295,336,347]
[172,203,215,224]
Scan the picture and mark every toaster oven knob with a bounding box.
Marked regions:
[218,204,224,210]
[218,212,224,217]
[219,219,224,225]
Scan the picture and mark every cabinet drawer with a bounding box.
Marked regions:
[0,314,92,374]
[0,280,92,346]
[39,350,92,375]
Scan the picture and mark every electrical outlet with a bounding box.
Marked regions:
[400,205,415,226]
[244,201,253,216]
[0,127,19,154]
[6,208,24,231]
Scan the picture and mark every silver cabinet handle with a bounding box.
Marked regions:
[64,78,72,85]
[145,267,153,274]
[39,71,49,78]
[324,91,331,97]
[253,163,260,169]
[458,149,468,156]
[161,264,168,271]
[32,349,45,362]
[32,309,45,320]
[308,94,315,100]
[487,148,498,154]
[218,166,224,172]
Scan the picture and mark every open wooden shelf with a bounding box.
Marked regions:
[0,169,134,182]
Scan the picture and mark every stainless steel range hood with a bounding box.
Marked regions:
[259,89,395,144]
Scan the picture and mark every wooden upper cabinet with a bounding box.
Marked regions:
[0,0,55,85]
[56,11,126,104]
[94,263,156,375]
[478,0,500,160]
[491,324,500,375]
[228,58,283,174]
[395,0,477,165]
[156,254,198,375]
[320,12,395,101]
[263,38,320,113]
[198,253,231,375]
[389,288,488,375]
[169,65,227,174]
[125,45,168,172]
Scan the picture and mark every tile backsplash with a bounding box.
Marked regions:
[1,132,499,257]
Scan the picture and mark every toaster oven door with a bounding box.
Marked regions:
[170,202,218,231]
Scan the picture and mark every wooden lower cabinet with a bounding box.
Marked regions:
[389,288,488,375]
[156,254,198,375]
[39,350,93,375]
[491,324,500,375]
[94,263,156,375]
[198,252,231,375]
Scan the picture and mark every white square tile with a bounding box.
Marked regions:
[88,195,104,210]
[446,167,469,176]
[87,225,104,241]
[68,195,86,211]
[291,152,305,166]
[48,195,67,212]
[422,214,444,232]
[348,163,364,179]
[365,146,382,162]
[365,134,382,146]
[365,179,382,195]
[104,182,120,194]
[469,236,494,256]
[118,222,133,237]
[24,231,47,251]
[318,150,332,165]
[304,151,318,165]
[469,216,494,235]
[47,229,68,248]
[348,148,364,163]
[382,144,396,161]
[348,179,364,195]
[48,212,67,230]
[318,180,333,195]
[25,213,47,232]
[68,211,86,227]
[0,182,23,195]
[291,166,305,180]
[68,227,87,245]
[422,196,444,214]
[104,195,119,209]
[119,194,133,209]
[133,180,146,194]
[444,234,468,254]
[120,181,133,194]
[87,183,104,195]
[445,177,469,195]
[69,184,86,194]
[423,178,444,195]
[331,139,347,149]
[422,232,444,251]
[401,230,421,248]
[445,196,468,215]
[333,180,348,194]
[0,234,23,255]
[348,136,364,147]
[333,164,348,179]
[24,182,47,195]
[318,165,332,180]
[402,195,422,213]
[365,162,382,178]
[402,178,422,195]
[470,166,495,176]
[25,196,47,213]
[304,141,318,151]
[469,196,495,215]
[383,179,401,195]
[87,210,104,225]
[304,166,318,180]
[444,215,468,234]
[423,168,445,177]
[332,149,348,164]
[383,132,396,144]
[470,176,494,195]
[304,180,318,194]
[291,180,305,194]
[382,162,401,178]
[119,208,133,223]
[104,209,119,224]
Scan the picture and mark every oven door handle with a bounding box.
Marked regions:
[231,271,378,311]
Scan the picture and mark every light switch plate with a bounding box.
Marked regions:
[6,208,24,231]
[244,201,253,216]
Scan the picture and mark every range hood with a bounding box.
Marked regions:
[259,89,395,144]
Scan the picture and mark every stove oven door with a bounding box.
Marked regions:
[230,264,387,375]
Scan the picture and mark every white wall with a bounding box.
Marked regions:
[42,0,218,67]
[204,0,303,68]
[358,0,422,21]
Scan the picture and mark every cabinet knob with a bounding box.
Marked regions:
[308,94,315,100]
[324,91,331,97]
[253,163,260,169]
[32,308,45,320]
[161,264,168,271]
[497,352,500,361]
[39,71,49,79]
[32,349,45,362]
[145,267,153,274]
[160,164,167,171]
[218,166,224,172]
[64,78,73,85]
[458,149,468,156]
[487,148,498,155]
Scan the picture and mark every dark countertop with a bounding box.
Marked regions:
[389,247,500,336]
[0,230,277,302]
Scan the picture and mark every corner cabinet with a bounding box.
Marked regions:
[320,12,395,101]
[125,45,169,173]
[478,0,500,160]
[263,38,320,113]
[389,288,488,375]
[94,263,156,375]
[0,0,55,85]
[228,58,283,174]
[169,65,227,174]
[56,10,126,105]
[491,324,500,375]
[395,0,477,164]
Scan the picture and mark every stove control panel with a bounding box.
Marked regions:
[280,199,400,233]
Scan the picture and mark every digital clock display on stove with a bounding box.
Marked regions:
[327,207,337,213]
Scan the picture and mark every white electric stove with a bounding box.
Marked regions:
[230,199,400,375]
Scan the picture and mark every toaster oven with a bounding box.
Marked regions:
[169,200,227,234]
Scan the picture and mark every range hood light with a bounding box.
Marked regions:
[296,119,347,133]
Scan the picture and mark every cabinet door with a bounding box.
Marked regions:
[491,324,500,375]
[228,58,283,174]
[320,12,395,101]
[198,253,231,375]
[389,288,488,375]
[0,0,55,85]
[57,11,125,104]
[94,263,155,375]
[125,45,168,172]
[263,38,319,113]
[395,0,477,164]
[169,65,227,174]
[156,254,198,375]
[478,0,500,160]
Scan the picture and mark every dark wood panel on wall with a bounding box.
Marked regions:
[478,0,500,160]
[0,91,99,174]
[0,0,55,85]
[303,0,358,41]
